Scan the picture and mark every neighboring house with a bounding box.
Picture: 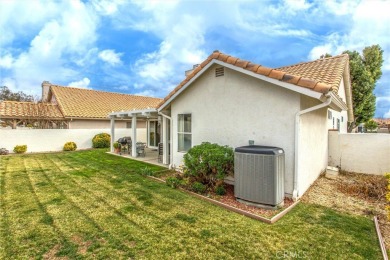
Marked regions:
[374,118,390,133]
[109,50,353,199]
[0,101,66,129]
[0,81,162,131]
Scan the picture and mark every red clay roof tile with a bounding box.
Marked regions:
[256,66,272,76]
[51,86,162,119]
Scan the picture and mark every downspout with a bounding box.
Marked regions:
[293,94,332,200]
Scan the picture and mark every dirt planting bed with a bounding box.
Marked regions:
[301,171,389,249]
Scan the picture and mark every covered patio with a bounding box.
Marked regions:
[108,108,172,166]
[108,147,167,167]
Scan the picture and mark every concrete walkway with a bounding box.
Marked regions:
[108,148,167,167]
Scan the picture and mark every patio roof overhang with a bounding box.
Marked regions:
[108,108,158,119]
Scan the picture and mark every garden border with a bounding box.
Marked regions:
[374,216,389,260]
[147,175,300,224]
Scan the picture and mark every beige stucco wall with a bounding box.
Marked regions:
[69,119,146,129]
[170,64,301,195]
[327,77,348,133]
[328,131,390,174]
[298,96,329,196]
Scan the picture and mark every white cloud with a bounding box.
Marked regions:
[98,49,123,66]
[68,78,91,89]
[283,0,312,12]
[0,0,99,96]
[0,54,14,68]
[308,0,390,61]
[384,109,390,118]
[91,0,125,15]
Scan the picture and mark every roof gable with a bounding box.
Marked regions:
[158,51,349,109]
[50,86,163,119]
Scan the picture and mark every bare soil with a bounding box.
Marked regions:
[301,171,389,249]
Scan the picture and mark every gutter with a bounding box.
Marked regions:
[292,94,332,200]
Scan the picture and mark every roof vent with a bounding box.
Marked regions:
[215,67,224,77]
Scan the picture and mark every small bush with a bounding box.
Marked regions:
[183,142,233,193]
[13,145,27,154]
[140,167,153,176]
[92,133,111,148]
[215,185,226,195]
[113,142,120,149]
[63,142,77,151]
[191,182,206,194]
[166,177,181,188]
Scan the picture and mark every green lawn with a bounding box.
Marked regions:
[0,149,381,259]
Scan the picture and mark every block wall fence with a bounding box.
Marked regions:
[328,131,390,175]
[0,128,146,153]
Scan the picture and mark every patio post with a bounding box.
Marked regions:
[110,116,115,153]
[131,114,137,157]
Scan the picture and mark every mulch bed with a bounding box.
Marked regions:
[211,184,294,218]
[154,170,294,220]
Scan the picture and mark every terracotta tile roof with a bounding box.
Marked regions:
[51,86,162,119]
[277,54,349,93]
[158,51,349,108]
[0,101,64,119]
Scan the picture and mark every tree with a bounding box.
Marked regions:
[364,119,378,132]
[0,86,35,102]
[344,45,384,132]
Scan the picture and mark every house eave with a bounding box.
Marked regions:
[329,92,348,112]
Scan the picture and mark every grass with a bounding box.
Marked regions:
[0,149,382,259]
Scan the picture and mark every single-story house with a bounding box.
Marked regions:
[109,50,353,199]
[0,82,162,133]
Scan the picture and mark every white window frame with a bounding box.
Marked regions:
[177,114,192,152]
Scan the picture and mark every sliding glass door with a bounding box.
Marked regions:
[148,120,160,148]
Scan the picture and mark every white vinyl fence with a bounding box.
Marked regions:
[0,128,146,153]
[328,131,390,175]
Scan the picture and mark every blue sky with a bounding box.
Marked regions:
[1,0,389,118]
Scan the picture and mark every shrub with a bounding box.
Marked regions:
[13,145,27,154]
[63,142,77,151]
[215,185,226,195]
[140,167,153,176]
[183,142,233,193]
[166,177,181,188]
[191,182,206,194]
[92,133,111,148]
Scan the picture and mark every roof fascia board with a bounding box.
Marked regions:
[158,59,323,111]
